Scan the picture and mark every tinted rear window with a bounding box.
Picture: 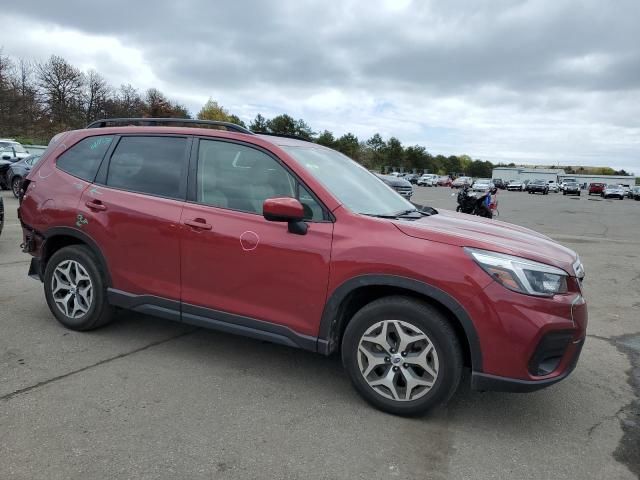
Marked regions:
[56,136,113,181]
[106,136,188,199]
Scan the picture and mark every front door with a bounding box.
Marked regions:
[180,139,333,339]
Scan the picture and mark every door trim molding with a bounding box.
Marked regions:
[107,288,319,352]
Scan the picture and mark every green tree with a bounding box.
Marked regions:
[197,98,229,121]
[335,133,360,159]
[366,133,386,169]
[267,114,297,136]
[316,130,335,147]
[384,137,404,169]
[249,113,268,132]
[227,114,246,128]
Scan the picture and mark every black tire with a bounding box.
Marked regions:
[11,176,22,199]
[341,296,463,416]
[43,245,114,331]
[563,191,566,196]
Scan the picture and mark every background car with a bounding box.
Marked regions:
[451,176,472,188]
[563,182,581,196]
[588,183,606,195]
[375,174,414,199]
[417,173,438,186]
[632,186,640,200]
[471,178,494,192]
[619,184,632,198]
[602,184,624,200]
[527,179,549,195]
[506,180,523,191]
[401,173,419,184]
[0,139,31,161]
[437,175,452,187]
[560,178,577,191]
[6,153,42,198]
[547,181,560,192]
[492,178,505,189]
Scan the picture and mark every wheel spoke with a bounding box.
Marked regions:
[369,366,400,400]
[358,346,387,378]
[393,320,427,353]
[400,367,434,400]
[362,321,392,353]
[406,343,438,379]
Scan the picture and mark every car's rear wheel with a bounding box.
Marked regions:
[341,296,462,416]
[44,245,114,331]
[11,176,22,198]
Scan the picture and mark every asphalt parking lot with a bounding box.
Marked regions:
[1,187,639,480]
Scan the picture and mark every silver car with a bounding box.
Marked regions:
[603,184,625,200]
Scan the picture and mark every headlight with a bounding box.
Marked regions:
[466,248,569,297]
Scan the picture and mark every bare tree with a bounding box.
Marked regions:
[84,70,110,123]
[36,55,85,130]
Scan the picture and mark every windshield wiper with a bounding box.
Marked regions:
[361,213,399,219]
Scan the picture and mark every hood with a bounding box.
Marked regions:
[377,174,412,187]
[393,209,578,274]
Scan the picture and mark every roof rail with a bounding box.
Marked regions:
[86,118,254,135]
[256,131,313,142]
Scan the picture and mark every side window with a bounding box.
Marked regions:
[197,139,323,220]
[106,136,187,199]
[56,136,113,181]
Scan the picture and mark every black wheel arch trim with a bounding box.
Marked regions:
[317,274,483,371]
[41,227,112,286]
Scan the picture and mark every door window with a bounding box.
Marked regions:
[106,136,188,199]
[197,140,323,220]
[57,135,113,181]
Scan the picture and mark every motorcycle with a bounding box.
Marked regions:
[455,185,494,218]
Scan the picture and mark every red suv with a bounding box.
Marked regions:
[18,118,587,415]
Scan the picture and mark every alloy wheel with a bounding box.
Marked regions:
[51,260,93,318]
[357,320,439,401]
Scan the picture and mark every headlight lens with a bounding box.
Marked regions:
[466,248,569,297]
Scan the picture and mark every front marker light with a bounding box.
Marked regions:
[466,248,569,297]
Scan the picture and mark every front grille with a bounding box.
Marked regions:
[394,186,413,196]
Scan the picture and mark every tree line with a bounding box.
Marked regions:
[0,50,632,178]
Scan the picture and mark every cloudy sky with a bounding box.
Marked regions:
[2,0,639,171]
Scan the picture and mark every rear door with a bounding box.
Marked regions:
[179,138,333,338]
[78,135,191,302]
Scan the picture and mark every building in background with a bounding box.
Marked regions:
[492,166,635,188]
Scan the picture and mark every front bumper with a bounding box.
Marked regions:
[471,337,584,392]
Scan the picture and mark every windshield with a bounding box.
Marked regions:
[283,146,415,216]
[0,142,27,153]
[607,184,618,188]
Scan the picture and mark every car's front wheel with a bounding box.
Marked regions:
[44,245,114,331]
[341,296,462,416]
[11,176,22,198]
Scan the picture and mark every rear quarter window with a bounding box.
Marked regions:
[56,136,113,182]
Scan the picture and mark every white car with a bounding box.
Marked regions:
[452,176,473,188]
[0,139,30,161]
[547,181,559,192]
[417,174,438,186]
[618,184,632,198]
[603,185,625,200]
[506,180,523,191]
[472,178,494,192]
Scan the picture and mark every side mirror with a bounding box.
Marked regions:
[263,197,308,235]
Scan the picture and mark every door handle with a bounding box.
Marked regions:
[85,200,107,211]
[184,218,213,230]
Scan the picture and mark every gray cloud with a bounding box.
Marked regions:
[2,0,640,171]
